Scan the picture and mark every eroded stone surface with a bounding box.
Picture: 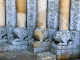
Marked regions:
[0,27,7,40]
[27,0,37,28]
[33,28,48,42]
[70,0,80,31]
[0,50,56,60]
[6,0,16,39]
[53,30,71,45]
[47,0,59,29]
[13,27,28,41]
[29,40,50,53]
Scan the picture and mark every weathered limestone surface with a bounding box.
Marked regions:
[16,0,26,27]
[53,30,71,45]
[70,0,80,31]
[0,50,56,60]
[6,0,16,39]
[29,40,50,53]
[0,0,5,26]
[34,28,48,41]
[27,0,37,40]
[47,0,59,41]
[37,0,47,29]
[59,0,70,30]
[47,0,59,29]
[27,0,37,28]
[70,31,80,49]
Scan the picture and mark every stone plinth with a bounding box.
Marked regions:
[0,43,28,52]
[29,40,50,53]
[51,43,72,60]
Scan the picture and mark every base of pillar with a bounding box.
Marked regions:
[29,40,50,53]
[0,42,28,52]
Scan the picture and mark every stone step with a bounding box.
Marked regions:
[0,50,56,60]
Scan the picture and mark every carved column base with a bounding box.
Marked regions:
[0,27,8,43]
[29,28,50,53]
[9,27,28,46]
[51,30,72,59]
[29,39,50,53]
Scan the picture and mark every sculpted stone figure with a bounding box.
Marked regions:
[53,30,71,45]
[33,28,48,42]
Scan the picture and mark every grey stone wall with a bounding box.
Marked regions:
[3,0,80,59]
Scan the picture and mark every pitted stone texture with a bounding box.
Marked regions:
[9,38,28,46]
[0,27,7,40]
[6,27,15,40]
[70,0,80,31]
[0,43,28,52]
[27,28,35,40]
[0,50,56,60]
[70,31,80,49]
[53,30,71,45]
[47,0,59,29]
[27,0,37,28]
[34,28,48,42]
[13,27,28,41]
[51,43,73,60]
[48,29,57,42]
[29,41,50,53]
[6,0,16,39]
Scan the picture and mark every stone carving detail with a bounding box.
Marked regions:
[47,0,59,41]
[47,0,59,29]
[6,0,16,39]
[33,28,48,42]
[70,31,80,48]
[70,0,80,31]
[53,30,71,45]
[27,0,37,28]
[0,27,7,43]
[9,27,28,45]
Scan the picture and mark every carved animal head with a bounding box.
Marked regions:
[33,29,43,41]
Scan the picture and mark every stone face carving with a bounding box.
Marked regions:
[53,30,71,45]
[47,0,59,29]
[27,0,37,28]
[6,0,16,39]
[33,28,48,42]
[70,0,80,31]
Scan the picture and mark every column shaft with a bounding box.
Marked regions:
[16,0,26,27]
[37,0,47,29]
[59,0,70,30]
[0,0,5,26]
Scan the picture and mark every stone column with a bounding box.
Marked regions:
[59,0,70,30]
[0,0,5,26]
[33,0,48,42]
[37,0,47,29]
[52,0,71,59]
[16,0,26,27]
